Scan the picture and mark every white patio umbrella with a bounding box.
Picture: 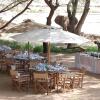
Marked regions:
[9,28,89,44]
[0,28,90,63]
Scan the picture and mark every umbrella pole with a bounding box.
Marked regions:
[28,41,30,59]
[47,42,50,64]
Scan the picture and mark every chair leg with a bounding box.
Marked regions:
[25,81,29,92]
[47,83,49,95]
[79,79,83,88]
[17,83,21,91]
[57,83,59,92]
[34,80,37,94]
[12,80,16,90]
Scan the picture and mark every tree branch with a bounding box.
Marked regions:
[56,0,59,5]
[0,0,28,13]
[72,0,78,17]
[0,0,34,30]
[67,0,72,18]
[44,0,51,8]
[44,0,59,10]
[0,0,17,12]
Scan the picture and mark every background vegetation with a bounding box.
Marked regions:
[0,40,98,53]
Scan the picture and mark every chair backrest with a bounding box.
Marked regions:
[14,60,25,70]
[11,65,16,70]
[80,67,86,74]
[59,73,67,78]
[33,72,49,81]
[10,70,18,78]
[58,73,68,82]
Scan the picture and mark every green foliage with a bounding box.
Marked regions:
[33,45,43,52]
[50,44,62,53]
[85,46,98,52]
[20,43,33,51]
[1,40,98,53]
[0,40,21,49]
[8,42,21,49]
[0,40,34,51]
[0,40,10,46]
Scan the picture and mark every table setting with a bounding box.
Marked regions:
[0,45,11,52]
[29,62,66,73]
[13,52,44,61]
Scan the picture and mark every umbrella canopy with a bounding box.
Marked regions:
[10,28,89,45]
[0,28,90,63]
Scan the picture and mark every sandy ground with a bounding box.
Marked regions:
[0,53,100,100]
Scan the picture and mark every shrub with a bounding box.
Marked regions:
[21,42,33,51]
[33,45,43,52]
[9,42,21,49]
[51,44,62,53]
[2,40,96,53]
[0,40,21,49]
[85,46,98,52]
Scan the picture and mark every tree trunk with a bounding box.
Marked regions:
[46,9,55,25]
[43,0,59,53]
[67,0,90,48]
[75,0,90,34]
[67,0,78,33]
[67,0,78,48]
[72,0,78,17]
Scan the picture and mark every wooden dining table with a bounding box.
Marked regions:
[29,63,78,89]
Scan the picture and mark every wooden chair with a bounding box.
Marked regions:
[71,74,80,88]
[76,72,84,88]
[10,70,30,91]
[0,52,14,73]
[14,60,27,71]
[0,58,7,72]
[74,67,85,88]
[48,73,57,89]
[57,73,72,92]
[33,72,52,95]
[70,72,84,89]
[68,67,85,88]
[0,58,12,73]
[6,58,14,73]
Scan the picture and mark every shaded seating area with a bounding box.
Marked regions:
[31,63,85,94]
[7,56,85,94]
[0,45,85,95]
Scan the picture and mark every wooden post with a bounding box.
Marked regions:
[47,42,51,64]
[27,41,30,59]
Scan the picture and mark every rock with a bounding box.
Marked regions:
[0,18,16,33]
[5,19,49,33]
